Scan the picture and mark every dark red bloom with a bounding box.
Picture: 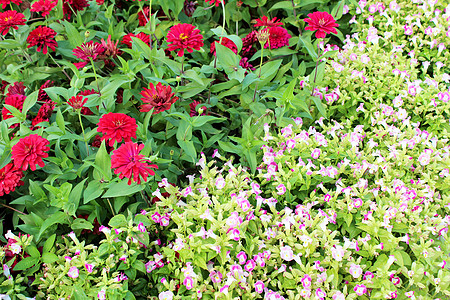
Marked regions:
[68,95,88,110]
[0,10,26,36]
[241,30,257,57]
[91,135,113,152]
[12,134,50,171]
[189,100,207,117]
[210,37,238,56]
[97,113,137,146]
[111,141,158,185]
[30,0,57,17]
[253,16,283,27]
[78,89,99,115]
[264,26,291,49]
[2,94,25,127]
[0,163,24,196]
[0,0,22,9]
[100,35,120,58]
[183,0,197,17]
[37,80,54,103]
[121,32,150,48]
[239,57,255,70]
[7,82,25,96]
[31,102,54,129]
[205,0,222,7]
[72,41,105,69]
[140,82,179,114]
[304,11,339,39]
[166,23,204,57]
[27,26,57,54]
[138,7,152,26]
[63,0,89,20]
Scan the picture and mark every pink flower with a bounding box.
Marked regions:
[311,148,321,159]
[236,251,247,265]
[68,266,79,278]
[349,263,363,278]
[280,245,294,261]
[209,270,222,283]
[331,245,345,261]
[276,183,286,195]
[244,259,256,272]
[159,291,174,300]
[354,284,367,296]
[315,288,327,300]
[254,280,265,294]
[183,276,194,290]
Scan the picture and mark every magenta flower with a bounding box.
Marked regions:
[68,266,79,278]
[254,280,265,294]
[354,284,367,296]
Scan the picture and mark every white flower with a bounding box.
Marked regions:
[159,291,174,300]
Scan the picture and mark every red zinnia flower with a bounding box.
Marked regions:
[183,0,197,17]
[0,163,24,196]
[138,7,152,26]
[72,41,105,69]
[210,37,238,56]
[97,112,137,146]
[2,94,25,120]
[166,23,204,57]
[111,141,158,185]
[263,26,291,49]
[37,80,54,103]
[304,11,339,39]
[31,101,54,130]
[7,82,25,96]
[121,32,150,48]
[140,82,179,114]
[78,89,99,115]
[12,134,50,171]
[0,11,26,36]
[189,100,207,117]
[205,0,222,7]
[68,95,88,110]
[27,26,57,54]
[100,35,120,58]
[63,0,89,20]
[0,0,22,9]
[30,0,57,17]
[253,16,283,27]
[241,30,257,57]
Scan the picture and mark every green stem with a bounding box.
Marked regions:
[89,57,101,95]
[77,110,90,156]
[310,41,322,97]
[252,47,264,102]
[107,198,115,216]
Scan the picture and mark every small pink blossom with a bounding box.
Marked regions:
[68,266,79,279]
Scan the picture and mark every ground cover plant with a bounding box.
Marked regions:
[0,0,449,299]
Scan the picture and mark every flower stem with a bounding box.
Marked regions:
[89,57,101,95]
[252,47,264,102]
[107,198,115,216]
[1,203,26,215]
[78,110,90,156]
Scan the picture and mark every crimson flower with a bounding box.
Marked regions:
[7,82,25,96]
[121,32,150,48]
[12,134,50,171]
[241,30,257,57]
[30,0,58,17]
[166,23,204,57]
[27,26,57,54]
[72,41,105,69]
[140,82,179,114]
[0,163,24,196]
[31,102,54,130]
[205,0,222,6]
[2,94,25,122]
[189,100,207,117]
[68,95,88,110]
[254,16,283,27]
[263,26,291,49]
[78,89,99,115]
[0,0,22,9]
[63,0,89,20]
[304,11,339,39]
[97,113,137,146]
[0,11,26,36]
[210,37,238,56]
[37,80,54,103]
[138,7,152,26]
[111,142,158,185]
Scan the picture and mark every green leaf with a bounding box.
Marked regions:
[108,214,127,228]
[13,257,39,271]
[176,119,192,141]
[43,234,56,253]
[26,245,41,258]
[268,1,293,12]
[131,36,153,61]
[216,43,239,69]
[310,95,327,119]
[83,180,104,204]
[56,108,66,133]
[22,91,38,115]
[71,218,94,231]
[178,140,197,163]
[191,116,224,127]
[37,211,67,241]
[66,178,87,216]
[62,20,83,47]
[41,253,59,264]
[102,180,145,198]
[93,140,112,181]
[0,39,21,49]
[298,35,318,61]
[310,62,326,85]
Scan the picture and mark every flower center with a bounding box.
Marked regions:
[114,120,123,127]
[318,18,326,26]
[179,33,189,41]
